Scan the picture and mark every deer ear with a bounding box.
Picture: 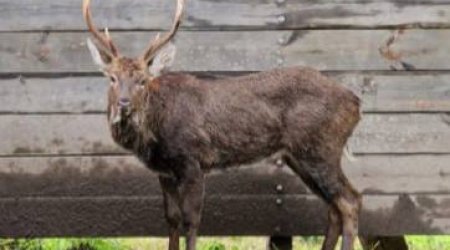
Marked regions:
[149,42,177,77]
[87,38,112,69]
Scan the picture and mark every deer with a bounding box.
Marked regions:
[82,0,362,249]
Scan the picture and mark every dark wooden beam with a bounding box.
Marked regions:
[360,236,409,250]
[0,195,446,237]
[268,236,292,250]
[0,155,450,197]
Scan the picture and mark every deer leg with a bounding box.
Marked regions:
[283,154,360,250]
[334,183,361,250]
[179,162,205,250]
[159,176,182,250]
[321,206,342,250]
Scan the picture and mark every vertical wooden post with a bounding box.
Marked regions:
[268,236,292,250]
[360,236,409,250]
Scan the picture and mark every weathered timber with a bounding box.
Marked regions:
[0,114,448,156]
[0,194,448,237]
[0,0,448,243]
[334,73,450,112]
[2,30,450,72]
[280,29,450,71]
[2,73,450,113]
[282,2,450,29]
[1,0,450,31]
[0,31,277,73]
[352,113,450,153]
[0,155,449,197]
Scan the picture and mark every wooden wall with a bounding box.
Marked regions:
[0,0,449,237]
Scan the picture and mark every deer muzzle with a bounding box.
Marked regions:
[118,98,130,108]
[110,100,132,125]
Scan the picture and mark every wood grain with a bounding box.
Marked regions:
[1,30,450,72]
[0,114,450,156]
[1,0,450,31]
[280,29,450,71]
[334,73,450,112]
[351,113,450,153]
[0,114,448,156]
[2,73,450,113]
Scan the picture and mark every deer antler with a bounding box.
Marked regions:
[83,0,119,57]
[142,0,185,63]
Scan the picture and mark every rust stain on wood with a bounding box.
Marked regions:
[379,29,405,62]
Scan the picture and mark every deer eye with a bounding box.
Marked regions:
[139,79,147,86]
[108,76,119,87]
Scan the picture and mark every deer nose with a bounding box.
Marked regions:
[118,98,130,107]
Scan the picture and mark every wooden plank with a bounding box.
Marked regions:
[0,31,277,73]
[334,73,450,112]
[0,115,124,156]
[0,155,449,197]
[1,30,450,72]
[0,77,107,114]
[0,194,448,237]
[351,114,450,153]
[0,114,448,156]
[2,73,450,113]
[281,29,450,71]
[1,1,450,31]
[282,2,450,29]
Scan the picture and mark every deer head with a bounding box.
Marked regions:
[83,0,184,124]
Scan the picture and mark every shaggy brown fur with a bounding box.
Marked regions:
[107,64,362,250]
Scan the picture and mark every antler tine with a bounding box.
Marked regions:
[143,0,185,62]
[83,0,119,56]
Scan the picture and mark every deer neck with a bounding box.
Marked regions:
[108,98,159,156]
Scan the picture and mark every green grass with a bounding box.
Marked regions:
[407,236,450,250]
[0,236,449,250]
